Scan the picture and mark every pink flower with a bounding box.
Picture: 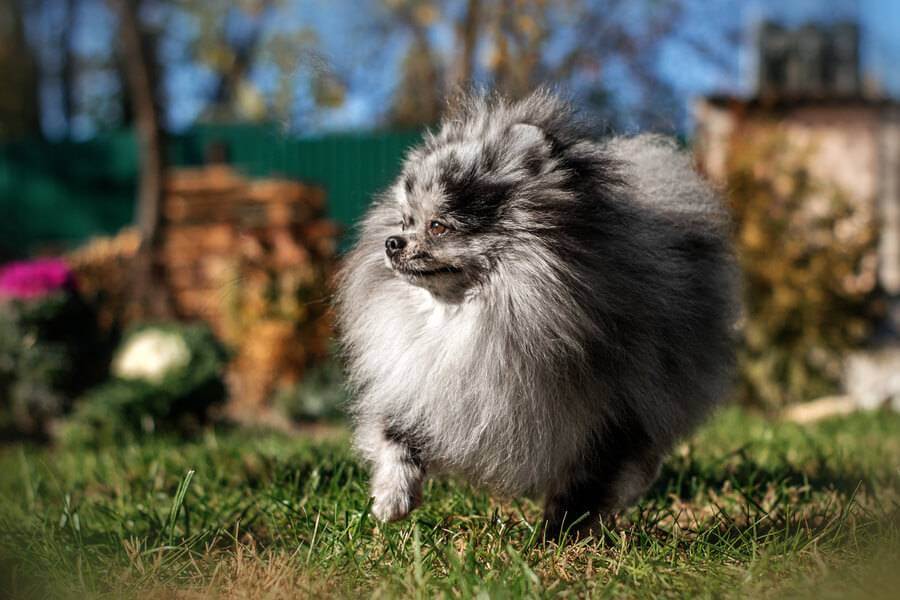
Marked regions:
[0,258,75,300]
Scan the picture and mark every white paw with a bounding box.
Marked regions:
[371,484,420,522]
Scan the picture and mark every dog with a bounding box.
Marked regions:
[335,90,737,535]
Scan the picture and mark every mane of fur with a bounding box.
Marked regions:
[336,91,737,496]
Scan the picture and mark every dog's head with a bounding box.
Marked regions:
[382,118,564,301]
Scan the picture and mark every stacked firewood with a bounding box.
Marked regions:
[161,166,338,419]
[67,227,141,332]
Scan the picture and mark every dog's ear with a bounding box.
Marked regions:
[508,123,551,175]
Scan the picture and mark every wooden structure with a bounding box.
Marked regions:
[162,165,338,419]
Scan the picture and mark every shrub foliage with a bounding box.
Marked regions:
[726,130,880,408]
[61,322,229,446]
[0,292,108,435]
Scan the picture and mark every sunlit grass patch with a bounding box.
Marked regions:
[1,407,898,598]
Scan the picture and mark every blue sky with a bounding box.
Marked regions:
[39,0,900,138]
[258,0,900,134]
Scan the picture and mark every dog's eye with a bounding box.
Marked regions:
[428,221,449,236]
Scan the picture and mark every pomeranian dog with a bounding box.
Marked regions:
[336,91,737,535]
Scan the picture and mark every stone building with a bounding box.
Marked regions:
[693,22,900,414]
[695,96,900,299]
[694,22,900,307]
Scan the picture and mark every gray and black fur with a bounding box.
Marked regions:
[336,91,737,535]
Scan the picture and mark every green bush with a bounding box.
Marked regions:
[60,322,230,446]
[274,360,348,423]
[0,293,109,435]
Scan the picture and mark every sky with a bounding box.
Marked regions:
[32,0,900,139]
[246,0,900,134]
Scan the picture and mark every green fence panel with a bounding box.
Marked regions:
[0,132,139,257]
[177,125,422,240]
[0,125,422,258]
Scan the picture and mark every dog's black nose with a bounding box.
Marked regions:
[385,235,406,257]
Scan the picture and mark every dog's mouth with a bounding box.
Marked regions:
[395,264,463,278]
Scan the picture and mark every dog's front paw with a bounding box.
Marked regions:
[371,484,420,522]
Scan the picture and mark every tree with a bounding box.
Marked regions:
[453,0,481,88]
[173,0,337,124]
[488,0,552,99]
[388,1,444,126]
[110,0,172,319]
[0,0,41,140]
[377,0,689,130]
[59,0,78,135]
[181,0,276,121]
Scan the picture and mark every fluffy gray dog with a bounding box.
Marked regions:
[336,91,737,535]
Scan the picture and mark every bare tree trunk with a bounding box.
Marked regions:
[60,0,76,136]
[493,0,549,99]
[453,0,481,89]
[389,5,443,127]
[111,0,172,320]
[491,0,514,95]
[1,0,42,138]
[208,0,273,120]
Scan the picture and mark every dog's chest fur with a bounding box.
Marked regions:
[352,281,594,496]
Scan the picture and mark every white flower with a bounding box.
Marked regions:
[112,329,192,383]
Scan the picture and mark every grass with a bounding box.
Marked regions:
[0,407,898,599]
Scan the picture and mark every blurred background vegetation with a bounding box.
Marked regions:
[1,0,899,444]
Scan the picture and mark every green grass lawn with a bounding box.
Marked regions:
[1,407,898,599]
